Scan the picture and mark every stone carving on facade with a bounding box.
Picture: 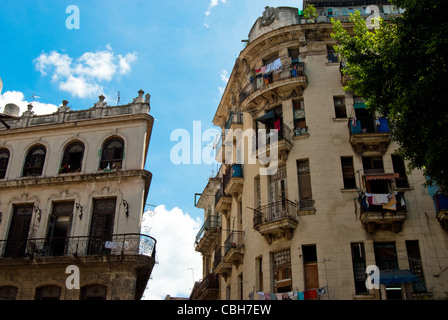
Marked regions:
[259,6,279,27]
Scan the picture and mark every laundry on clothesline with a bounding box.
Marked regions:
[256,287,326,300]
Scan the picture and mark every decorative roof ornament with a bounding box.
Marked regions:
[260,6,279,27]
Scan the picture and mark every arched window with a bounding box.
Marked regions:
[0,148,10,179]
[60,141,85,173]
[23,145,46,177]
[100,137,124,170]
[34,285,61,300]
[0,286,18,300]
[80,284,107,300]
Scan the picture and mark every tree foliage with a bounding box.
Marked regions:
[331,0,448,192]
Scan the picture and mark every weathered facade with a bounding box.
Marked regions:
[191,4,448,301]
[0,90,156,300]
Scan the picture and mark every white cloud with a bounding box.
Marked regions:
[0,90,58,116]
[205,0,227,22]
[34,46,138,99]
[141,205,202,300]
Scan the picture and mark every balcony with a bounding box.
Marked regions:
[348,117,391,155]
[0,233,156,260]
[190,273,219,300]
[433,193,448,231]
[225,112,243,131]
[213,246,232,278]
[195,215,221,254]
[239,61,307,110]
[223,164,244,199]
[253,124,293,163]
[223,231,244,268]
[252,199,298,244]
[360,192,407,233]
[214,187,232,215]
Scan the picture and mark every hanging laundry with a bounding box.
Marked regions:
[317,287,326,295]
[257,292,265,300]
[264,292,271,300]
[382,193,397,211]
[273,58,282,71]
[308,289,318,300]
[298,291,304,300]
[371,193,389,205]
[276,293,283,300]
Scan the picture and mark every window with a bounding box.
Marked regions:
[302,245,319,297]
[0,148,10,179]
[341,157,357,189]
[46,201,74,256]
[334,97,347,118]
[362,156,384,174]
[80,284,107,300]
[100,137,124,170]
[23,145,46,177]
[288,48,300,62]
[88,198,116,255]
[5,205,33,258]
[34,285,61,300]
[293,100,307,136]
[406,241,426,293]
[297,160,313,209]
[0,286,18,300]
[374,242,398,270]
[256,256,263,291]
[327,45,338,63]
[273,249,292,293]
[351,243,368,294]
[60,141,84,173]
[392,155,409,188]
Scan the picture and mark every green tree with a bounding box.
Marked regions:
[331,0,448,192]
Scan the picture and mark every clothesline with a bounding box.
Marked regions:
[254,287,327,300]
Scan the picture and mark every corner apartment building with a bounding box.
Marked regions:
[191,3,448,301]
[0,90,156,300]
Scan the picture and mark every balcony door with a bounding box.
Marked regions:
[5,205,33,258]
[269,166,287,219]
[46,201,74,256]
[89,198,116,255]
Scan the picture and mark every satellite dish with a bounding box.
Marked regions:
[2,103,20,118]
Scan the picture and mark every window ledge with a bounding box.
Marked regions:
[292,133,310,141]
[340,188,359,193]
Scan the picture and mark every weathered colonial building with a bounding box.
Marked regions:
[0,90,156,300]
[191,3,448,301]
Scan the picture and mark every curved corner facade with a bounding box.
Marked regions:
[192,5,448,301]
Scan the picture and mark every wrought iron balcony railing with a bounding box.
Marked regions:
[190,273,219,300]
[253,199,298,228]
[349,117,390,135]
[223,231,244,256]
[195,215,221,245]
[0,233,156,260]
[239,61,306,104]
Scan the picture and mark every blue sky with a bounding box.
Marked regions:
[0,0,303,299]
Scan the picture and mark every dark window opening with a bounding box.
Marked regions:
[293,100,307,136]
[334,97,347,118]
[341,157,357,189]
[80,284,107,300]
[406,241,426,293]
[60,141,85,173]
[392,155,409,188]
[46,201,74,256]
[100,137,124,170]
[0,148,10,179]
[297,160,313,209]
[0,286,18,300]
[34,285,61,300]
[23,145,46,177]
[362,156,384,174]
[5,205,33,258]
[374,242,398,270]
[88,198,116,255]
[351,243,368,294]
[302,245,319,296]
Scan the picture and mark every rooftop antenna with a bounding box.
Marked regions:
[28,91,42,103]
[117,91,121,105]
